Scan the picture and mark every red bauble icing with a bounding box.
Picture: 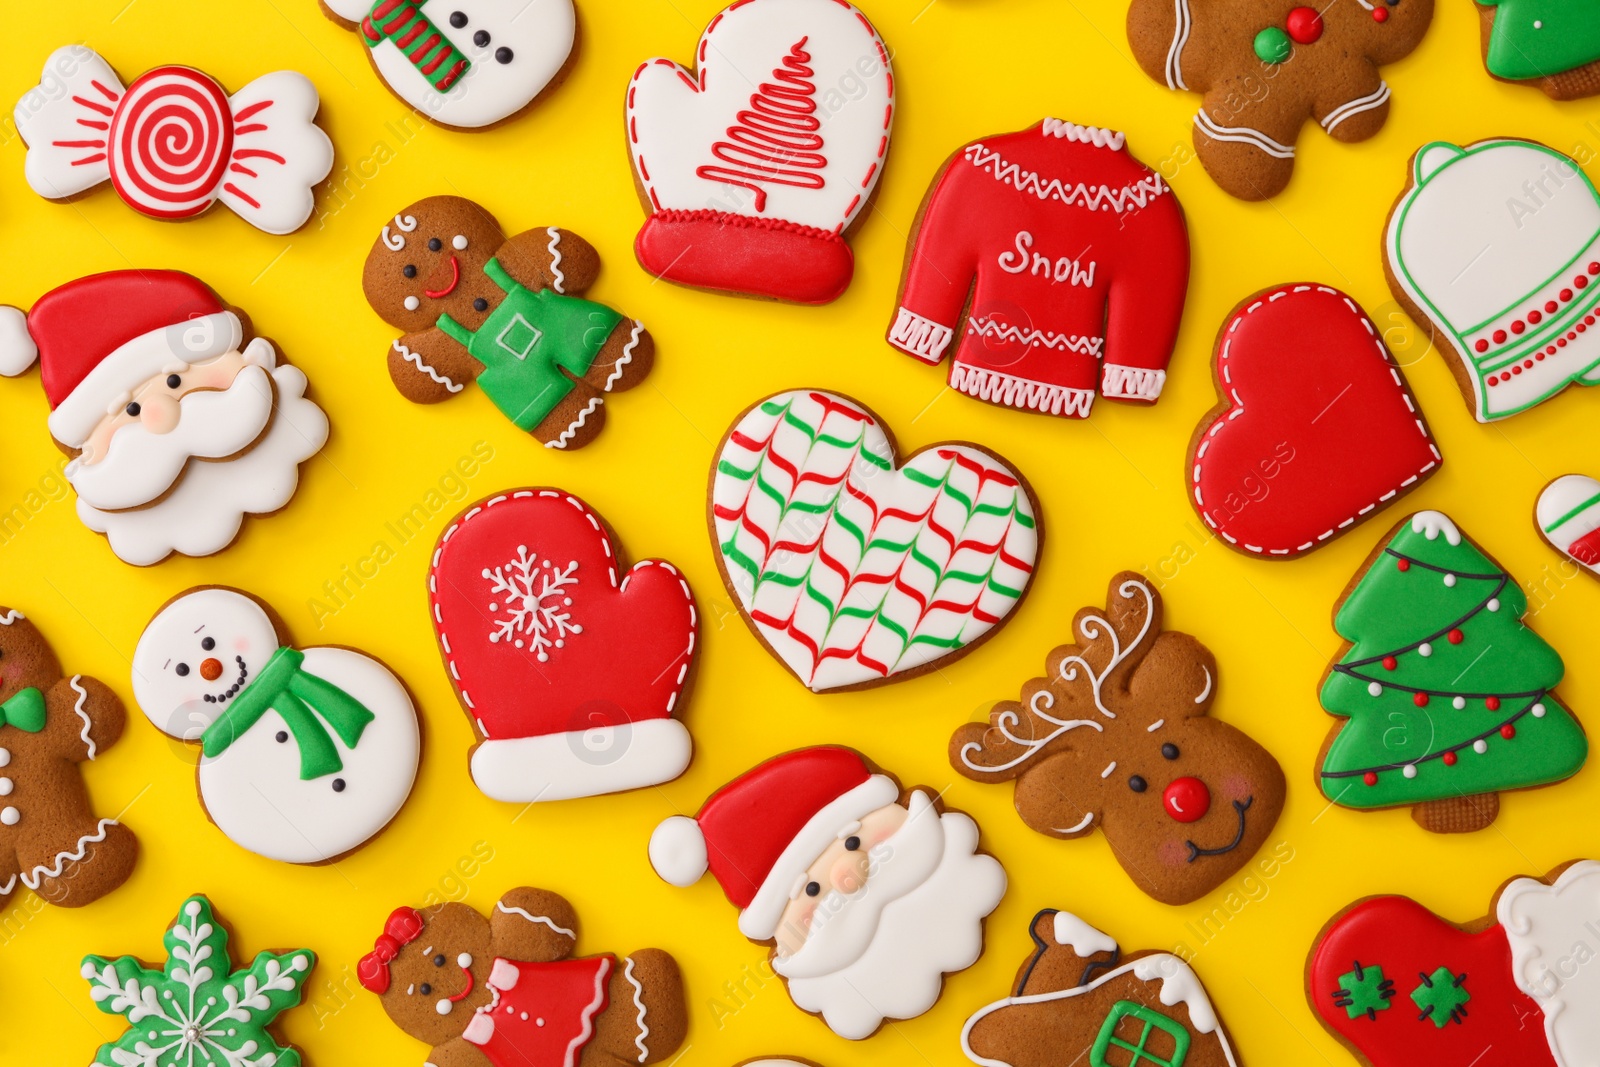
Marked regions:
[1309,896,1555,1067]
[1190,284,1442,558]
[1285,6,1324,42]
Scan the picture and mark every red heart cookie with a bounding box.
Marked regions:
[1189,284,1442,557]
[428,489,697,802]
[1308,894,1555,1067]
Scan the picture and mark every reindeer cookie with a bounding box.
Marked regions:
[359,886,687,1067]
[950,572,1285,905]
[360,196,653,450]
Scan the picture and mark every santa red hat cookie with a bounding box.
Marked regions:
[648,746,1006,1039]
[888,119,1190,419]
[321,0,576,129]
[1308,860,1600,1067]
[14,46,332,234]
[1386,138,1600,422]
[0,271,329,565]
[427,490,697,802]
[625,0,894,303]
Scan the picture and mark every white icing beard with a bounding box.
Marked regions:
[1499,861,1600,1066]
[67,363,275,511]
[76,364,328,565]
[780,805,1006,1039]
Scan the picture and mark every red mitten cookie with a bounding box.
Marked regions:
[648,747,1006,1039]
[951,572,1286,906]
[888,119,1190,419]
[1127,0,1433,199]
[1308,860,1600,1067]
[429,489,697,802]
[625,0,894,303]
[1189,283,1441,558]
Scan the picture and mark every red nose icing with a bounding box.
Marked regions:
[1163,777,1211,823]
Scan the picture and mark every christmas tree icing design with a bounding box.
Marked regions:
[1483,0,1600,79]
[1318,511,1587,830]
[81,895,314,1067]
[698,38,828,213]
[482,545,582,662]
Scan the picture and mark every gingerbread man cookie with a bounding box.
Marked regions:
[1127,0,1433,199]
[359,887,687,1067]
[360,196,653,450]
[0,608,138,910]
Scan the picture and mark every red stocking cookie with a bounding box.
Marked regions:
[1127,0,1434,199]
[888,120,1190,419]
[625,0,894,303]
[1189,283,1441,557]
[360,197,653,450]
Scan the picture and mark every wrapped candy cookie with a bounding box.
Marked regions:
[14,45,333,234]
[1538,474,1600,575]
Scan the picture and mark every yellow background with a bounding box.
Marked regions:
[2,1,1596,1063]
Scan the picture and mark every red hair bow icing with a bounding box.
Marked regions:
[357,906,425,994]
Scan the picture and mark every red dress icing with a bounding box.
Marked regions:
[463,955,614,1067]
[1308,896,1554,1067]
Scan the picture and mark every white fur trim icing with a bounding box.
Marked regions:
[1497,860,1600,1067]
[1194,112,1295,159]
[1101,364,1166,401]
[624,956,649,1063]
[649,815,708,886]
[470,717,692,801]
[495,901,576,939]
[0,306,38,378]
[951,364,1096,418]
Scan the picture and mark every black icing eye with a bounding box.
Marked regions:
[201,637,215,652]
[844,836,861,852]
[473,298,488,312]
[166,374,181,389]
[1129,775,1148,793]
[333,778,347,792]
[403,264,417,279]
[427,237,442,252]
[174,663,189,677]
[1162,743,1179,760]
[125,402,141,417]
[433,954,447,967]
[495,47,513,64]
[418,982,432,996]
[275,731,288,743]
[449,10,466,26]
[804,881,821,897]
[474,29,490,47]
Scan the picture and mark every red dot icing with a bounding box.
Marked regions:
[1528,311,1542,325]
[1561,289,1574,302]
[1363,771,1378,785]
[1475,339,1490,353]
[1371,6,1387,19]
[1396,559,1410,572]
[1546,301,1559,313]
[1448,629,1463,644]
[1512,321,1526,335]
[1382,655,1398,670]
[1413,692,1429,707]
[1588,262,1599,274]
[1443,750,1457,766]
[1494,329,1508,344]
[1501,723,1516,739]
[1486,696,1501,711]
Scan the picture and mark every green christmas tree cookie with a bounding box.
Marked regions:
[81,894,315,1066]
[1318,511,1587,833]
[1479,0,1600,98]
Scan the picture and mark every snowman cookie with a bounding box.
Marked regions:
[321,0,576,129]
[131,587,420,864]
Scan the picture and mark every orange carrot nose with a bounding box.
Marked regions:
[1163,777,1211,823]
[199,658,223,681]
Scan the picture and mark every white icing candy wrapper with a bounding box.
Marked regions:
[328,0,575,129]
[131,589,419,864]
[14,46,333,234]
[1539,474,1600,574]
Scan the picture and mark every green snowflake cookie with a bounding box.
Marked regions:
[1334,960,1395,1020]
[81,894,315,1067]
[1410,966,1470,1028]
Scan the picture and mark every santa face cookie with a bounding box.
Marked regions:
[1308,860,1600,1067]
[358,887,687,1067]
[0,609,138,910]
[1476,0,1600,99]
[1189,284,1441,558]
[82,894,314,1067]
[360,196,652,450]
[648,746,1007,1039]
[321,0,575,129]
[951,572,1286,906]
[427,489,697,802]
[1386,139,1600,422]
[1318,512,1587,834]
[0,271,328,566]
[711,389,1040,691]
[1127,0,1433,199]
[963,910,1243,1067]
[889,119,1189,418]
[14,45,333,233]
[625,0,894,303]
[132,588,420,864]
[1538,474,1600,575]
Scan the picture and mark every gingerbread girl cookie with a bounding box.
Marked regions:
[1126,0,1434,199]
[359,886,687,1067]
[0,608,138,910]
[360,197,653,450]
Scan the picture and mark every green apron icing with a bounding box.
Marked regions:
[438,258,623,432]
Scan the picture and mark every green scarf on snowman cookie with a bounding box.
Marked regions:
[201,647,374,780]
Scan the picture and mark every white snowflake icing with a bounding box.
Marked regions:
[482,545,583,662]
